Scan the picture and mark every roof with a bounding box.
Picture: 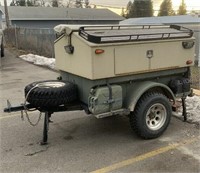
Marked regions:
[120,15,200,25]
[0,6,124,21]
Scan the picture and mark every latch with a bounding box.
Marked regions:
[146,50,153,59]
[64,33,74,54]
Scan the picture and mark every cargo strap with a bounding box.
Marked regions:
[107,83,114,112]
[64,33,74,54]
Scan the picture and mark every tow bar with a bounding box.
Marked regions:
[4,100,83,145]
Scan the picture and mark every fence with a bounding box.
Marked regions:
[4,27,56,57]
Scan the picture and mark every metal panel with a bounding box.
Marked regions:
[150,39,195,69]
[55,34,93,79]
[92,46,115,79]
[88,85,122,115]
[60,67,189,105]
[114,44,149,75]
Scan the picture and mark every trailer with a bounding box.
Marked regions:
[4,24,195,144]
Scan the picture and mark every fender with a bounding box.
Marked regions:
[125,81,175,112]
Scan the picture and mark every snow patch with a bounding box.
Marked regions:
[19,54,55,69]
[174,95,200,125]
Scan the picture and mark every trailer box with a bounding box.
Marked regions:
[54,25,195,80]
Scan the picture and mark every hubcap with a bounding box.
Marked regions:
[146,103,167,131]
[36,81,65,88]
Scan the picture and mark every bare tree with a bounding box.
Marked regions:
[75,0,83,8]
[84,0,90,8]
[10,0,45,6]
[65,0,74,8]
[52,0,58,7]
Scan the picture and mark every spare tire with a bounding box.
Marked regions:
[24,80,78,108]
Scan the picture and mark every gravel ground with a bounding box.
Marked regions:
[191,66,200,89]
[174,95,200,127]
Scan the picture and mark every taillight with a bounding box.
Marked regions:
[186,60,193,65]
[95,49,105,54]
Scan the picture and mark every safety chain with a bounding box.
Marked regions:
[21,85,42,126]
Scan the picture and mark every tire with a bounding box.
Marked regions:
[130,92,171,139]
[24,80,78,108]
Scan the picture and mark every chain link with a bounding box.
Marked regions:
[21,85,42,126]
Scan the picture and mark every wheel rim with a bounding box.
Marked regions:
[146,103,167,131]
[36,81,65,88]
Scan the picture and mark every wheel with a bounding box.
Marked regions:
[25,80,78,108]
[130,92,171,139]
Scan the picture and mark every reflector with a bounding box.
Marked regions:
[95,49,105,54]
[186,60,193,65]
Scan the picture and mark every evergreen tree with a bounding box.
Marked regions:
[75,0,83,8]
[126,1,133,18]
[126,0,153,18]
[52,0,58,7]
[178,0,187,15]
[158,0,175,16]
[18,0,26,6]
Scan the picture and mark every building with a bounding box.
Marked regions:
[120,15,200,66]
[0,6,124,29]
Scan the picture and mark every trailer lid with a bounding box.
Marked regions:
[54,24,81,35]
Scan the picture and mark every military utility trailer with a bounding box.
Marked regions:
[4,24,195,144]
[54,24,195,137]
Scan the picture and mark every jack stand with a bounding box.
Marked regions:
[4,101,83,144]
[181,97,187,122]
[40,112,52,145]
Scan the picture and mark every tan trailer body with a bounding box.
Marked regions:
[55,25,195,80]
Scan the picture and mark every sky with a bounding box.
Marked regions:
[1,0,200,11]
[91,0,200,15]
[91,0,200,10]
